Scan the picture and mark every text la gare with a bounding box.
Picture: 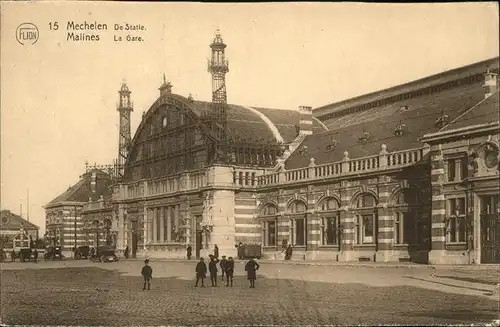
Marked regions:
[114,34,144,42]
[114,23,145,42]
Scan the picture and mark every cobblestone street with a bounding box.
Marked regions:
[1,260,499,326]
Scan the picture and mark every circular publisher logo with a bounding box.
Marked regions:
[16,23,39,45]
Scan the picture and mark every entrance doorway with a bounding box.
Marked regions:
[481,214,500,263]
[480,195,500,264]
[196,230,202,259]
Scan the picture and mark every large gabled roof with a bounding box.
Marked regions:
[286,59,498,169]
[0,210,39,230]
[192,101,327,144]
[45,169,113,207]
[314,57,499,119]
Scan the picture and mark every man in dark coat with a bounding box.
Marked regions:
[285,244,293,260]
[195,257,207,287]
[124,245,129,259]
[219,255,228,281]
[225,257,235,287]
[237,242,244,260]
[141,259,153,291]
[244,258,260,288]
[186,245,192,260]
[208,254,219,287]
[214,244,219,259]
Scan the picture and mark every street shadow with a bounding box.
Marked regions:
[404,276,493,292]
[433,275,500,286]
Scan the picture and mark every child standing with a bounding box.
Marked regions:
[219,255,228,282]
[208,254,219,287]
[141,259,153,291]
[244,257,260,288]
[225,257,235,287]
[195,257,207,287]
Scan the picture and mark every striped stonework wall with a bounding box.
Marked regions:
[430,144,446,253]
[307,195,320,251]
[340,185,355,252]
[277,196,289,246]
[234,193,260,244]
[377,181,393,251]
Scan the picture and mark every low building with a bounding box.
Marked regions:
[0,210,40,248]
[43,169,113,256]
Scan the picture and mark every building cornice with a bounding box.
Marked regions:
[43,201,86,209]
[421,122,499,144]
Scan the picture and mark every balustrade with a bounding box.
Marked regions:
[118,147,425,197]
[255,146,425,187]
[123,169,208,199]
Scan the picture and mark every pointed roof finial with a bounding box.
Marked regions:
[163,73,167,84]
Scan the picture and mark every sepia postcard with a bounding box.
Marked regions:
[1,1,499,326]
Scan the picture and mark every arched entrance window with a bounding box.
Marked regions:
[318,197,340,246]
[288,200,307,246]
[392,188,420,245]
[353,194,378,245]
[260,204,278,246]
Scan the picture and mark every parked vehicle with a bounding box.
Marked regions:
[19,248,36,262]
[44,246,63,261]
[90,245,118,263]
[74,245,90,260]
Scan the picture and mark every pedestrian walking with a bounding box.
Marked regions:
[195,257,207,287]
[285,244,293,260]
[225,256,235,287]
[208,254,219,287]
[214,244,219,259]
[124,245,129,259]
[220,255,228,281]
[186,245,192,260]
[244,257,260,288]
[33,249,38,263]
[141,259,153,291]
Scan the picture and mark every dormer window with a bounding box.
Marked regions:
[325,139,338,152]
[394,121,407,136]
[400,105,409,113]
[435,111,449,129]
[358,132,371,144]
[298,146,308,156]
[162,117,168,128]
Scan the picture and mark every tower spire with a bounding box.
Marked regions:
[207,29,229,141]
[159,73,172,95]
[117,81,133,178]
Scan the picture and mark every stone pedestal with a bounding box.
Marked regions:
[204,166,238,259]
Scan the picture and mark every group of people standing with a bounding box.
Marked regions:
[140,243,262,291]
[195,255,260,288]
[193,244,260,288]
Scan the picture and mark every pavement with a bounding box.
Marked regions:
[1,260,499,326]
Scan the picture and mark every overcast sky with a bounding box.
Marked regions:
[1,2,499,234]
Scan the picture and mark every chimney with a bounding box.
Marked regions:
[483,68,497,99]
[298,106,313,135]
[91,172,97,193]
